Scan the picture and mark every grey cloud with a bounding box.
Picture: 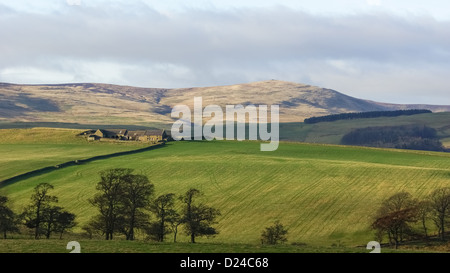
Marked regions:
[2,6,449,64]
[0,4,450,103]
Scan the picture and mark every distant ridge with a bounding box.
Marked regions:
[1,80,449,124]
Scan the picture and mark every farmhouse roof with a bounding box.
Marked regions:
[128,130,147,137]
[95,129,127,138]
[107,129,128,135]
[127,129,166,137]
[144,129,166,136]
[78,129,96,135]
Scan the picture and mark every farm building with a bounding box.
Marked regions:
[94,129,128,140]
[79,129,97,136]
[127,130,147,141]
[128,129,170,142]
[86,128,171,142]
[87,134,100,141]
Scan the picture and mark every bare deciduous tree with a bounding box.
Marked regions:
[0,195,19,239]
[89,168,132,240]
[22,183,58,239]
[89,169,154,240]
[261,220,288,245]
[121,174,154,240]
[429,187,450,241]
[180,188,220,243]
[416,200,432,239]
[148,193,178,242]
[371,192,418,248]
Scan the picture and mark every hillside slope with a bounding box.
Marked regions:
[1,80,449,124]
[280,112,450,148]
[0,128,149,182]
[2,141,450,246]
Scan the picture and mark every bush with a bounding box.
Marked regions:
[260,221,288,245]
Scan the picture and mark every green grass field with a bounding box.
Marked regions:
[1,239,441,253]
[0,128,150,182]
[2,139,450,251]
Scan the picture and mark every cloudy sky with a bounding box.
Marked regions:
[1,0,450,104]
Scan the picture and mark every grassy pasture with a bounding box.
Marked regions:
[2,140,450,249]
[0,128,149,181]
[1,239,439,253]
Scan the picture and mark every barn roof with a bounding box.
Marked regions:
[106,129,128,135]
[128,129,165,137]
[128,130,147,137]
[95,129,127,138]
[143,129,165,136]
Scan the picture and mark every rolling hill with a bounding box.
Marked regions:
[2,140,450,248]
[1,80,450,125]
[279,111,450,148]
[0,128,150,182]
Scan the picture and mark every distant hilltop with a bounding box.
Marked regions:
[1,80,449,125]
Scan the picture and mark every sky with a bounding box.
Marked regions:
[1,0,450,104]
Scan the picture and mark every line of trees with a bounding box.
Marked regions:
[304,109,432,124]
[1,169,221,243]
[341,125,444,152]
[371,187,450,248]
[85,168,221,243]
[1,174,289,245]
[0,183,76,239]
